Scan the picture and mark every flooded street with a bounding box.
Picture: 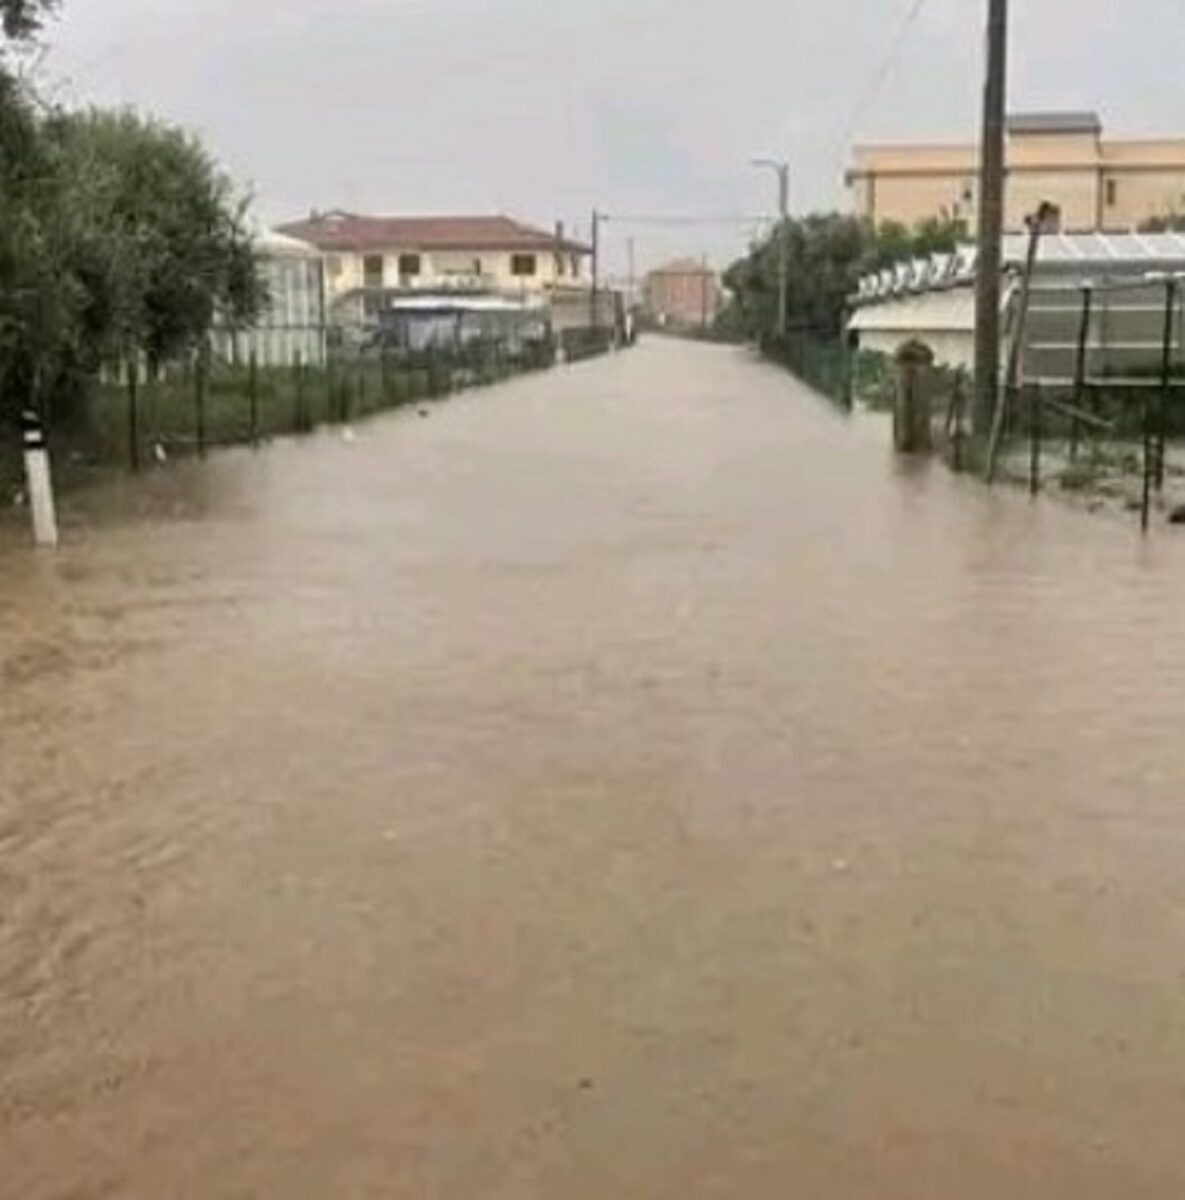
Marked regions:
[5,338,1185,1197]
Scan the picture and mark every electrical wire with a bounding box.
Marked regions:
[601,214,767,227]
[838,0,931,151]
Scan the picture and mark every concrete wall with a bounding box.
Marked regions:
[868,173,977,228]
[1008,170,1099,231]
[848,129,1185,232]
[857,327,974,371]
[323,247,583,300]
[550,287,617,334]
[644,267,722,328]
[848,288,979,371]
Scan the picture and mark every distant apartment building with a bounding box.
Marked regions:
[644,259,722,329]
[275,212,590,324]
[846,112,1185,234]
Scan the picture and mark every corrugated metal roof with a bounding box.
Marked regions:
[853,233,1185,308]
[1000,230,1185,264]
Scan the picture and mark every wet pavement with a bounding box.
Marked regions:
[4,339,1185,1198]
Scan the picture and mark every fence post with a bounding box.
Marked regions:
[339,355,351,423]
[893,340,934,453]
[1029,385,1043,497]
[1070,285,1093,462]
[289,350,303,434]
[248,350,259,446]
[21,406,58,547]
[195,344,208,458]
[1156,278,1176,492]
[127,353,140,472]
[1141,386,1153,533]
[840,333,856,410]
[945,368,967,472]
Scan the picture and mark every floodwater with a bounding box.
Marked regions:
[3,339,1185,1198]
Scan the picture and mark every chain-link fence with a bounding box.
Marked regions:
[1,332,577,506]
[760,329,854,408]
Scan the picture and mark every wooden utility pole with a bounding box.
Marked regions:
[973,0,1009,435]
[752,159,790,339]
[700,253,710,331]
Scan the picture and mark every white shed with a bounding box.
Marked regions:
[212,230,327,368]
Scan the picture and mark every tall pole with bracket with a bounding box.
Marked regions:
[753,158,790,340]
[973,0,1009,436]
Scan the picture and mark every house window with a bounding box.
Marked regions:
[1106,178,1118,207]
[326,255,343,281]
[570,254,580,278]
[511,253,537,277]
[554,253,566,278]
[473,258,483,276]
[363,254,384,288]
[398,253,421,279]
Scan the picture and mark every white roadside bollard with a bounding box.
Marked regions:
[21,407,59,548]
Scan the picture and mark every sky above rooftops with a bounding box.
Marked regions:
[38,0,1185,275]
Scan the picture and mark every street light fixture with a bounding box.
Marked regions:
[752,157,790,339]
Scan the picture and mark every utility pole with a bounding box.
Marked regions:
[973,0,1009,435]
[590,209,601,331]
[752,158,790,339]
[627,237,636,310]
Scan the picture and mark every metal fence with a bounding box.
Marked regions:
[0,331,583,506]
[993,276,1185,527]
[761,328,854,408]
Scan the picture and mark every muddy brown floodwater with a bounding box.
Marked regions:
[4,340,1185,1198]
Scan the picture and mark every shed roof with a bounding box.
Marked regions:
[853,232,1185,308]
[276,212,590,256]
[1001,229,1185,264]
[257,229,320,258]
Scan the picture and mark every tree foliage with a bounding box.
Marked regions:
[45,108,265,365]
[720,214,966,343]
[0,97,265,421]
[0,0,265,424]
[0,70,86,412]
[0,0,55,41]
[1139,210,1185,233]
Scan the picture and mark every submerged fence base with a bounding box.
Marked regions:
[3,331,623,516]
[760,330,854,409]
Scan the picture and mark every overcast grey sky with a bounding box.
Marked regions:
[39,0,1185,273]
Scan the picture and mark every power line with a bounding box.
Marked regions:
[600,214,767,227]
[839,0,931,151]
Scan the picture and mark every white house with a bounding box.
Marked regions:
[275,212,591,324]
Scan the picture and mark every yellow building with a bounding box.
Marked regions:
[847,112,1185,233]
[276,212,589,309]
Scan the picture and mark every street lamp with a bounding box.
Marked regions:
[752,157,790,339]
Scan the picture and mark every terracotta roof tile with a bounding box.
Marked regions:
[275,212,590,255]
